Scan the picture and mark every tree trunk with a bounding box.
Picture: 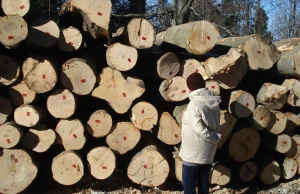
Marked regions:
[173,104,188,126]
[274,38,300,53]
[159,76,189,102]
[130,102,158,131]
[92,67,145,114]
[21,124,56,153]
[158,112,182,145]
[259,160,281,185]
[8,81,36,106]
[47,89,76,119]
[106,122,141,155]
[173,0,195,25]
[61,58,96,96]
[266,111,288,135]
[256,83,288,110]
[23,57,57,94]
[251,105,271,131]
[0,122,23,148]
[209,163,231,186]
[1,0,30,16]
[14,105,44,127]
[106,43,138,71]
[282,79,300,107]
[238,161,257,182]
[87,110,112,138]
[0,96,13,125]
[228,90,255,118]
[282,157,298,180]
[0,15,28,49]
[275,45,300,77]
[87,146,116,180]
[157,52,180,79]
[58,26,83,52]
[51,151,84,186]
[0,55,20,86]
[218,111,237,149]
[127,145,169,187]
[55,119,86,151]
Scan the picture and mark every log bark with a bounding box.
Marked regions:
[259,160,281,185]
[256,83,288,110]
[55,119,86,151]
[87,146,116,180]
[286,135,299,159]
[23,57,57,94]
[21,124,56,153]
[228,90,255,118]
[158,112,182,145]
[127,145,169,187]
[92,67,145,114]
[251,105,271,131]
[181,59,208,80]
[206,80,221,96]
[275,45,300,77]
[209,163,231,186]
[285,112,300,133]
[130,101,158,131]
[266,111,287,135]
[238,161,257,182]
[51,151,84,186]
[47,89,76,119]
[0,55,20,86]
[106,122,141,155]
[60,0,111,44]
[106,43,138,71]
[87,110,112,138]
[1,0,30,16]
[218,111,237,149]
[14,105,44,127]
[274,38,300,52]
[8,81,36,106]
[228,127,260,162]
[0,149,38,194]
[58,26,83,52]
[27,18,60,49]
[156,21,220,55]
[282,157,298,180]
[216,35,280,70]
[173,147,182,182]
[154,31,166,47]
[297,155,300,174]
[173,104,188,126]
[282,79,300,107]
[157,52,180,79]
[61,58,96,96]
[0,122,23,149]
[159,76,189,102]
[0,15,28,48]
[0,96,13,125]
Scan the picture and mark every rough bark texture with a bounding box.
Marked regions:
[275,45,300,77]
[218,111,237,149]
[282,79,300,107]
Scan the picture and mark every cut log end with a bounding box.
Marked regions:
[209,163,231,186]
[0,55,20,86]
[206,80,221,95]
[275,134,292,154]
[173,104,188,126]
[181,59,208,80]
[282,158,298,180]
[14,105,41,127]
[251,105,271,131]
[87,147,116,180]
[87,110,112,138]
[0,122,23,148]
[58,26,82,52]
[1,0,30,17]
[8,81,36,106]
[260,161,281,185]
[159,76,189,102]
[130,102,158,131]
[158,112,182,145]
[229,90,255,118]
[282,79,300,107]
[239,162,257,182]
[285,112,300,133]
[51,151,84,186]
[266,111,288,135]
[47,89,76,119]
[218,111,237,149]
[157,52,180,79]
[0,96,13,125]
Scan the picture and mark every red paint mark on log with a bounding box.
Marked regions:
[174,134,178,138]
[73,134,77,139]
[102,166,107,169]
[97,12,103,16]
[95,120,101,123]
[143,165,147,169]
[22,93,27,97]
[128,58,132,63]
[211,86,215,89]
[6,139,11,144]
[26,112,30,116]
[123,93,126,97]
[246,103,249,107]
[260,117,264,120]
[196,69,199,73]
[123,136,127,141]
[207,36,211,40]
[72,164,77,168]
[68,42,73,46]
[63,95,66,100]
[291,169,294,172]
[141,110,145,114]
[257,51,261,54]
[284,141,287,144]
[297,144,300,146]
[169,71,173,75]
[220,173,224,176]
[42,74,46,79]
[20,5,25,10]
[45,32,51,35]
[81,79,86,83]
[276,118,280,121]
[142,37,147,40]
[182,90,186,93]
[8,36,14,40]
[14,158,18,163]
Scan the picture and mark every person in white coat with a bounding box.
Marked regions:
[180,73,222,194]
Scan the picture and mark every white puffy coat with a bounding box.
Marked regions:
[179,88,222,164]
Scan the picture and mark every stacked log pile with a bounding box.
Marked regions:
[0,0,300,193]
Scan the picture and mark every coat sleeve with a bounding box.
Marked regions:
[187,105,221,144]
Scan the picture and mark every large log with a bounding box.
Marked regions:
[206,80,221,96]
[173,104,188,126]
[47,89,76,119]
[274,38,300,52]
[87,110,112,138]
[228,90,255,118]
[55,119,86,151]
[259,160,281,185]
[0,96,13,125]
[282,79,300,107]
[282,157,298,180]
[285,112,300,133]
[21,124,56,153]
[156,21,220,55]
[209,163,231,186]
[256,83,288,110]
[238,161,257,182]
[1,0,30,16]
[218,111,237,149]
[14,105,44,127]
[159,76,189,102]
[0,15,28,48]
[286,135,299,159]
[92,67,145,114]
[60,0,112,44]
[0,149,38,194]
[27,18,60,49]
[61,58,96,96]
[58,26,83,52]
[275,45,300,77]
[157,52,180,79]
[106,43,138,71]
[51,151,84,186]
[216,35,280,70]
[0,55,20,86]
[8,81,36,106]
[23,57,57,94]
[228,127,260,162]
[158,112,182,145]
[264,134,292,154]
[87,147,116,180]
[181,59,208,80]
[130,102,158,131]
[266,111,287,135]
[127,145,169,187]
[251,105,271,131]
[0,122,23,148]
[106,122,141,154]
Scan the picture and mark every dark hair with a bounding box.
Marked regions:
[186,73,205,91]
